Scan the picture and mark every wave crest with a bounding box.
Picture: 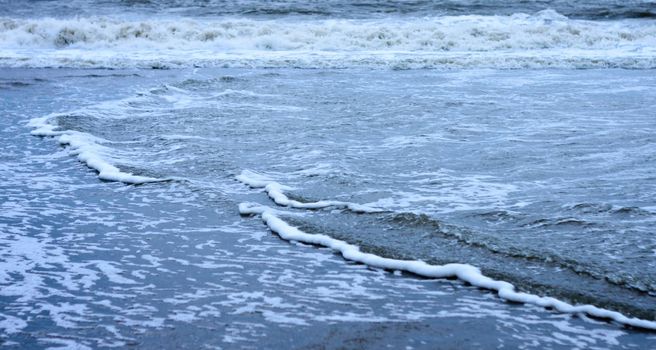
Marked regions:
[1,11,654,51]
[1,12,655,68]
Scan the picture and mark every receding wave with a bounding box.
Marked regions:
[236,171,655,320]
[29,111,167,185]
[1,11,656,69]
[236,170,656,327]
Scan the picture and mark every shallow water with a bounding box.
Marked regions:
[1,67,655,348]
[2,0,656,348]
[29,67,656,311]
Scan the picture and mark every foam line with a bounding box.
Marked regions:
[238,202,656,330]
[29,114,162,184]
[236,170,383,213]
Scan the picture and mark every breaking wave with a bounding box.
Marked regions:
[1,10,655,69]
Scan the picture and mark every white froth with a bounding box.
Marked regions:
[92,261,138,285]
[1,12,656,69]
[42,338,93,350]
[29,114,163,184]
[237,170,656,330]
[239,202,656,330]
[367,170,518,214]
[237,170,382,213]
[0,314,27,334]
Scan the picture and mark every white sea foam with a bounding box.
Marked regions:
[237,171,656,330]
[238,202,656,330]
[28,114,162,184]
[0,314,27,334]
[370,170,519,214]
[237,170,383,213]
[1,12,655,69]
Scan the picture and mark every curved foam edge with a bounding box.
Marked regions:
[28,115,163,185]
[238,202,656,330]
[236,170,384,213]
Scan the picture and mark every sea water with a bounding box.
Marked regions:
[1,1,656,348]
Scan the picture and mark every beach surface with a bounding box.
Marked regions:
[1,1,656,348]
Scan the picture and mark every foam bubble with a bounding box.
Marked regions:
[238,202,656,330]
[1,13,655,69]
[29,114,163,185]
[237,170,383,213]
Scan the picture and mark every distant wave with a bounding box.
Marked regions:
[2,11,653,51]
[1,11,655,68]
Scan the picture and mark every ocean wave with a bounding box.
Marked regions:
[239,169,656,294]
[1,11,655,69]
[2,0,656,20]
[29,112,166,185]
[238,198,656,329]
